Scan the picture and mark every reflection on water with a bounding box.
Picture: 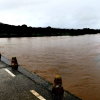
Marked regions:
[0,34,100,100]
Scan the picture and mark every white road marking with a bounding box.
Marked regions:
[4,69,15,77]
[30,90,46,100]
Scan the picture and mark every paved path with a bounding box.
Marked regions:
[0,56,82,100]
[0,62,39,100]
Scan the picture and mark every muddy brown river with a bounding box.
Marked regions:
[0,34,100,100]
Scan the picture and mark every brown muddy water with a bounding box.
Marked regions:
[0,34,100,100]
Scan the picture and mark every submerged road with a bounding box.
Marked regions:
[0,56,82,100]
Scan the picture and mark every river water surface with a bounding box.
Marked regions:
[0,34,100,100]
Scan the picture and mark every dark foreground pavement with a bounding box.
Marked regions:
[0,56,82,100]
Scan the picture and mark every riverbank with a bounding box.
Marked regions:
[0,22,99,37]
[1,55,82,100]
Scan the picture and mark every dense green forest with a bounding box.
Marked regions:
[0,22,99,37]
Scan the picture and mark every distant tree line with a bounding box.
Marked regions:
[0,23,99,37]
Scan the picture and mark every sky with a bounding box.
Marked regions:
[0,0,100,29]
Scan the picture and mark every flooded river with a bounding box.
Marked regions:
[0,34,100,100]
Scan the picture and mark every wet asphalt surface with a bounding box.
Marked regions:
[0,56,82,100]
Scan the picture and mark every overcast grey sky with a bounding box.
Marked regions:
[0,0,100,29]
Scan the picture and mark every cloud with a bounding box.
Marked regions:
[0,0,49,10]
[0,0,100,28]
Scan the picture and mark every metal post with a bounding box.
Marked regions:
[52,75,64,99]
[11,57,18,70]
